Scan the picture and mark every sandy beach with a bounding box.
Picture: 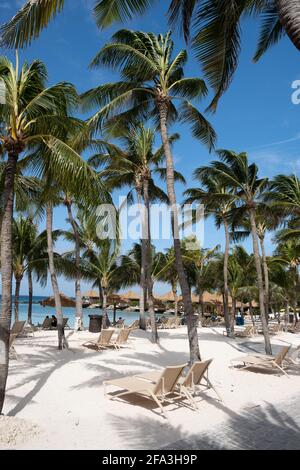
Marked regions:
[1,325,300,450]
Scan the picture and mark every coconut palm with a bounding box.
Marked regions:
[82,30,216,362]
[184,170,236,336]
[80,238,124,329]
[200,150,272,354]
[89,123,182,333]
[155,247,179,316]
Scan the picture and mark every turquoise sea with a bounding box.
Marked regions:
[7,296,143,328]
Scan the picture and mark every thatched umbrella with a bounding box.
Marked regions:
[107,293,127,324]
[82,290,99,299]
[40,293,76,308]
[120,290,140,301]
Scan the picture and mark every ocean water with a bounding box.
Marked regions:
[6,296,143,328]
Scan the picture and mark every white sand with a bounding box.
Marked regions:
[2,325,300,450]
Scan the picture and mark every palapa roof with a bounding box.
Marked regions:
[119,290,140,301]
[40,293,76,308]
[82,290,99,298]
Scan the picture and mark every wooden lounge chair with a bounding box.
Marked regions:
[160,318,176,329]
[82,329,115,351]
[9,333,19,360]
[231,345,291,377]
[41,317,52,329]
[127,319,140,330]
[268,323,283,335]
[108,328,132,350]
[234,325,257,338]
[201,317,212,327]
[10,320,26,337]
[179,359,222,408]
[104,363,188,417]
[287,322,300,334]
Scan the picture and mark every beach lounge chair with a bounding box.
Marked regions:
[127,319,140,330]
[268,323,283,335]
[9,334,19,360]
[108,328,132,350]
[234,325,257,338]
[201,317,212,327]
[231,345,291,377]
[179,359,222,408]
[104,363,188,417]
[174,317,182,328]
[41,317,52,329]
[288,322,300,334]
[10,320,26,337]
[160,318,176,329]
[82,329,115,351]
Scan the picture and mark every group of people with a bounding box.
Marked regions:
[45,315,58,327]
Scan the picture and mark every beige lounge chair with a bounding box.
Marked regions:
[160,318,176,329]
[179,359,222,407]
[9,333,19,360]
[127,319,140,330]
[82,329,115,351]
[201,317,212,327]
[268,323,283,335]
[41,317,52,329]
[288,322,300,334]
[234,325,257,338]
[109,328,132,350]
[231,345,291,377]
[10,320,26,337]
[104,363,188,417]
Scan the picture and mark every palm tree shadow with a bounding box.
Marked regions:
[106,398,300,450]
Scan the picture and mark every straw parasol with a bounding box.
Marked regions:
[156,291,176,302]
[119,290,140,301]
[40,293,76,308]
[82,290,99,299]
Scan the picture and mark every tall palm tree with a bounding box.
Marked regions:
[12,215,61,323]
[3,1,300,90]
[272,238,300,322]
[82,30,216,362]
[201,150,272,354]
[89,124,182,333]
[156,247,179,317]
[80,238,124,329]
[184,171,236,336]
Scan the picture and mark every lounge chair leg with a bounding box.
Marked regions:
[206,378,223,402]
[150,392,167,418]
[181,387,198,411]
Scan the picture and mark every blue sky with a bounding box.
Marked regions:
[1,0,300,296]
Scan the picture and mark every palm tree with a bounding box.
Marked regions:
[80,238,123,329]
[156,247,179,316]
[89,123,182,333]
[201,150,272,354]
[272,238,300,322]
[4,1,300,87]
[82,30,216,362]
[184,171,236,336]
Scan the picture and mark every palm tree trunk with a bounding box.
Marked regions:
[173,286,178,318]
[14,275,22,322]
[275,0,300,52]
[198,292,204,321]
[249,208,272,355]
[249,300,255,327]
[158,101,200,362]
[231,297,236,332]
[27,269,33,325]
[137,189,147,330]
[143,178,158,343]
[0,151,18,414]
[46,203,68,350]
[223,217,233,337]
[66,202,83,331]
[259,235,270,321]
[102,287,110,329]
[285,299,289,332]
